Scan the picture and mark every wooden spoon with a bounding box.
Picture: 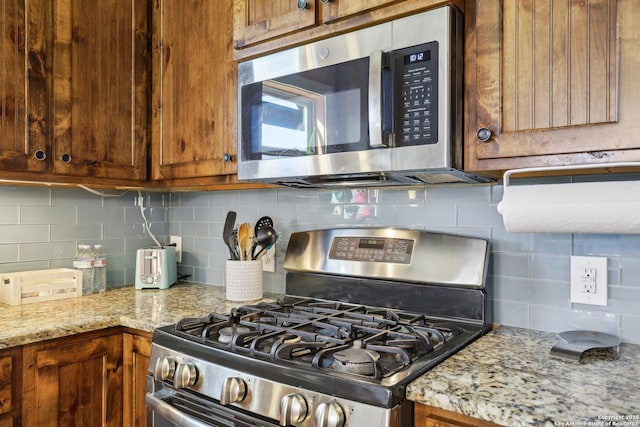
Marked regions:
[237,223,252,261]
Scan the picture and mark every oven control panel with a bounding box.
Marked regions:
[329,236,414,264]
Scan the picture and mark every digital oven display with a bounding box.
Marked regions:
[359,239,385,250]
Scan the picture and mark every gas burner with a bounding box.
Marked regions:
[218,325,251,344]
[332,340,381,376]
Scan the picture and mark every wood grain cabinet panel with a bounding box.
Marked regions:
[22,330,123,427]
[123,332,151,427]
[52,0,148,181]
[233,0,319,49]
[320,0,405,23]
[151,0,237,181]
[415,403,503,427]
[0,347,22,427]
[0,0,48,174]
[466,0,640,172]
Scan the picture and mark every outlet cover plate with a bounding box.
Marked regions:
[262,245,276,272]
[570,256,607,306]
[169,235,182,263]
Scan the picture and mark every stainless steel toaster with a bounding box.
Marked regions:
[135,246,177,290]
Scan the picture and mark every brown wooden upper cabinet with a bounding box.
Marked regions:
[465,0,640,173]
[52,0,148,181]
[0,0,148,185]
[151,0,237,181]
[0,0,48,175]
[232,0,457,56]
[231,0,406,48]
[321,0,406,23]
[233,0,319,49]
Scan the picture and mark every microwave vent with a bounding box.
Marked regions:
[407,170,494,185]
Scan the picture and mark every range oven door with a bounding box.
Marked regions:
[146,379,279,427]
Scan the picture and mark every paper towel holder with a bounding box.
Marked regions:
[502,162,640,187]
[498,162,640,234]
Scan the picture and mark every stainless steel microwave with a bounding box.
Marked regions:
[237,6,491,188]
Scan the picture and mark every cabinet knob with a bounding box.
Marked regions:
[60,153,72,163]
[320,0,333,3]
[476,127,492,142]
[34,150,47,161]
[297,0,309,9]
[223,153,233,162]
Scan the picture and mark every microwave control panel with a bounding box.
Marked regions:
[329,236,415,264]
[392,41,439,146]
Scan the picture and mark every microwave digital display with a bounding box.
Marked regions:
[404,50,431,65]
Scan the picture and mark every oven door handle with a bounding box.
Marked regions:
[145,392,211,427]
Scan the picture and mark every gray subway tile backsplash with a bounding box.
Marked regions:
[0,180,639,344]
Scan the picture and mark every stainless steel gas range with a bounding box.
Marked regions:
[145,227,491,427]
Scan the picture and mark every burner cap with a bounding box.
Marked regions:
[218,326,250,344]
[332,340,380,375]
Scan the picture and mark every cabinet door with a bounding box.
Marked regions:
[0,347,22,427]
[52,0,148,181]
[466,0,640,172]
[233,0,318,49]
[414,403,502,427]
[0,0,48,173]
[123,332,151,427]
[151,0,237,180]
[22,331,123,427]
[320,0,404,23]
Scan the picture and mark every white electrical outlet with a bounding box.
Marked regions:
[262,245,276,272]
[570,256,607,306]
[169,235,182,263]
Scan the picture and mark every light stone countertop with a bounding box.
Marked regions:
[406,326,640,427]
[2,283,639,427]
[0,282,278,348]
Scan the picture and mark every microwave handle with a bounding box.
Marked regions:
[368,51,388,148]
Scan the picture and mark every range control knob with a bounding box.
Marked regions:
[153,356,176,381]
[174,363,197,388]
[220,377,246,405]
[279,393,308,426]
[315,401,345,427]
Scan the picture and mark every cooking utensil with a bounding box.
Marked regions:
[550,330,621,362]
[229,229,239,261]
[253,226,278,260]
[252,216,274,258]
[237,222,253,261]
[223,211,237,260]
[254,216,273,235]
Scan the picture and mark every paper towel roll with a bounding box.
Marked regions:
[497,181,640,233]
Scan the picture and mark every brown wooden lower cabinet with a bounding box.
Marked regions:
[415,403,503,427]
[22,329,123,427]
[0,347,22,427]
[123,331,152,427]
